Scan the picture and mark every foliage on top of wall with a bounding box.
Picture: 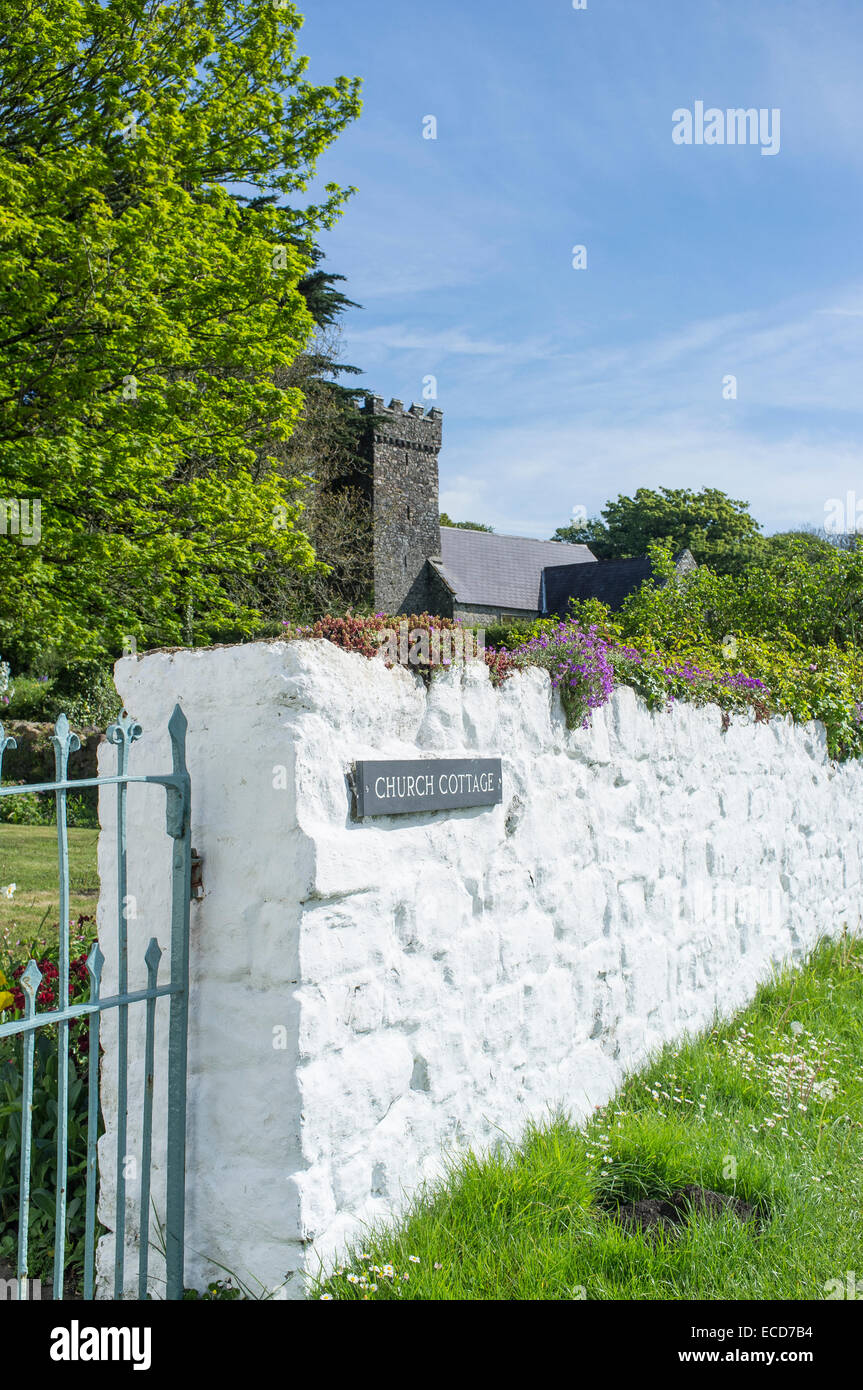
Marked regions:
[283,581,863,761]
[283,612,480,668]
[499,543,863,760]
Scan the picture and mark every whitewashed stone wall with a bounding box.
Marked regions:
[96,639,863,1297]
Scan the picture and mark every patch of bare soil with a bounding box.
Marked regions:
[612,1184,757,1239]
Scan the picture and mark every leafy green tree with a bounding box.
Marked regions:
[764,528,856,561]
[551,516,611,552]
[554,487,763,572]
[439,514,494,532]
[620,538,863,653]
[221,242,376,626]
[0,0,361,668]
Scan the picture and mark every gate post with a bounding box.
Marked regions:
[164,705,192,1301]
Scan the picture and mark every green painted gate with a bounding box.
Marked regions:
[0,705,191,1300]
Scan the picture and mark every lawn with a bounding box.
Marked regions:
[308,931,863,1301]
[0,825,100,953]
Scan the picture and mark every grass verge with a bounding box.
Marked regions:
[0,825,99,953]
[308,930,863,1301]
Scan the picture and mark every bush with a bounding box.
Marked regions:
[2,662,121,728]
[608,543,863,759]
[2,675,52,721]
[0,786,98,829]
[0,657,12,711]
[483,619,535,652]
[0,787,51,826]
[284,611,485,673]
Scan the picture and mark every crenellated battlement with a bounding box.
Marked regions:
[364,395,443,424]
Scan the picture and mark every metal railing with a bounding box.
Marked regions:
[0,704,191,1300]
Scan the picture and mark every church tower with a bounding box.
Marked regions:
[362,396,443,615]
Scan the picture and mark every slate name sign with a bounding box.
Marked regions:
[353,758,503,818]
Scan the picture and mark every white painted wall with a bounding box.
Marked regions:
[96,639,862,1297]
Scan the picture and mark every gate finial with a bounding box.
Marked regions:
[51,713,81,782]
[0,721,16,784]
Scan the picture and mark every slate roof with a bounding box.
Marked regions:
[434,527,595,612]
[541,550,695,614]
[542,556,653,614]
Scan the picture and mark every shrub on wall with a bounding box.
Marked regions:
[520,544,863,759]
[483,619,535,651]
[281,564,863,761]
[284,612,484,670]
[504,625,616,728]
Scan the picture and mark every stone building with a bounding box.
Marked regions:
[363,395,694,621]
[363,395,443,616]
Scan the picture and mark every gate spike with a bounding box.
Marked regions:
[20,961,42,1012]
[86,943,105,994]
[144,938,163,973]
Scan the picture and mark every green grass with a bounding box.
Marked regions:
[309,931,863,1301]
[0,824,99,953]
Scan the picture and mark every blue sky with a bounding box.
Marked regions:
[298,0,863,538]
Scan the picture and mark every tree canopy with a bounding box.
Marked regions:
[0,0,361,668]
[439,514,494,532]
[553,486,763,573]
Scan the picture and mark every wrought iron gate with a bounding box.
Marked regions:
[0,704,191,1300]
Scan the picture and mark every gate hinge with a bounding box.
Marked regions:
[190,848,204,901]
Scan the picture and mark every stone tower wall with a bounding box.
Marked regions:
[364,396,442,615]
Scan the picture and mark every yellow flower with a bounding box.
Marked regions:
[0,990,14,1012]
[0,969,7,987]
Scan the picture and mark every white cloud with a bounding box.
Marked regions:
[432,283,863,535]
[443,418,862,538]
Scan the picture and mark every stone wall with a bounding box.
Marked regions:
[365,397,442,615]
[426,560,455,620]
[453,602,537,626]
[96,639,862,1298]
